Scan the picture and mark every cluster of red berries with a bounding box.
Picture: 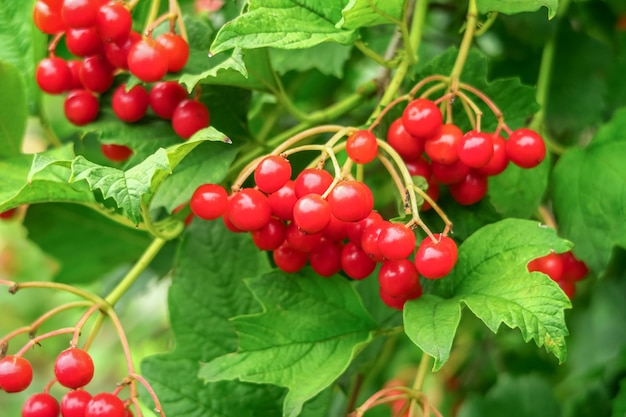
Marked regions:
[188,155,459,310]
[384,98,547,206]
[0,348,132,417]
[33,0,210,162]
[527,250,589,299]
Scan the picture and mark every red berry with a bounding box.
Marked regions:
[100,144,133,162]
[0,208,18,220]
[67,59,83,89]
[431,159,470,185]
[149,81,188,120]
[54,348,95,389]
[36,57,72,94]
[505,128,546,168]
[285,222,322,252]
[62,0,100,28]
[378,223,416,260]
[190,183,228,220]
[346,211,383,247]
[112,84,149,122]
[386,118,424,161]
[96,2,132,43]
[402,98,443,139]
[254,155,292,194]
[327,180,372,222]
[340,241,376,280]
[61,390,92,417]
[127,39,169,83]
[0,356,33,393]
[222,210,243,233]
[172,203,194,226]
[155,33,190,72]
[309,239,343,277]
[273,242,308,273]
[560,251,589,282]
[346,129,378,164]
[22,393,60,417]
[321,215,350,242]
[268,180,297,221]
[448,171,488,206]
[293,194,331,234]
[557,279,576,300]
[361,220,389,262]
[420,178,440,212]
[379,286,421,311]
[171,99,210,139]
[33,0,65,34]
[251,217,286,251]
[415,235,458,279]
[294,168,333,198]
[457,130,494,169]
[528,252,564,282]
[104,31,140,69]
[424,124,462,165]
[227,188,271,231]
[475,134,509,176]
[80,55,114,93]
[64,89,99,126]
[66,27,103,57]
[405,156,431,179]
[84,393,125,417]
[378,259,421,298]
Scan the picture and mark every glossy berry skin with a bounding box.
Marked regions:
[104,31,140,69]
[458,130,494,168]
[528,252,564,282]
[386,118,424,161]
[112,84,149,123]
[100,144,133,162]
[309,239,343,277]
[149,81,188,120]
[273,242,308,273]
[268,180,297,221]
[378,259,421,298]
[285,222,322,253]
[476,134,509,176]
[327,180,372,222]
[67,59,83,89]
[61,390,92,417]
[415,235,458,279]
[62,0,100,28]
[293,194,331,234]
[560,251,589,281]
[155,33,190,72]
[36,57,72,94]
[84,393,125,417]
[406,156,431,179]
[346,211,383,247]
[448,171,488,206]
[64,89,99,126]
[424,124,462,165]
[172,100,210,139]
[54,348,95,389]
[402,98,443,140]
[66,27,103,57]
[322,215,349,242]
[22,393,60,417]
[33,0,65,34]
[361,220,388,262]
[228,188,271,231]
[251,217,286,251]
[431,159,470,185]
[294,168,333,198]
[341,242,377,280]
[254,155,292,194]
[0,356,33,393]
[127,39,169,83]
[96,2,132,43]
[190,184,228,220]
[378,223,416,260]
[505,128,546,168]
[346,129,378,164]
[80,55,114,93]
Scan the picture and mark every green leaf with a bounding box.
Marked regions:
[0,61,26,156]
[404,219,572,370]
[210,0,357,55]
[270,43,352,78]
[199,269,378,417]
[613,376,626,417]
[476,0,559,19]
[141,220,285,417]
[338,0,404,29]
[552,108,626,274]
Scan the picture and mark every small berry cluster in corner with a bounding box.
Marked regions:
[33,0,210,163]
[528,250,589,299]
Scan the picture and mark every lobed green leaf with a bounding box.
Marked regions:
[0,61,27,157]
[476,0,559,19]
[338,0,404,29]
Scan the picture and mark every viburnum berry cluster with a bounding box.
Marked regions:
[528,250,589,299]
[33,0,209,163]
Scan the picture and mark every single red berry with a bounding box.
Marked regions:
[227,188,271,231]
[361,220,389,262]
[285,222,322,253]
[190,183,228,220]
[327,180,372,222]
[346,211,383,248]
[309,239,343,277]
[560,251,589,282]
[36,57,72,94]
[405,155,431,179]
[424,124,463,165]
[254,155,292,194]
[61,390,92,417]
[0,356,33,393]
[457,130,495,169]
[294,168,333,198]
[528,252,564,282]
[448,171,488,206]
[505,128,546,168]
[386,117,424,161]
[171,99,210,139]
[321,215,350,242]
[100,144,133,162]
[155,33,190,72]
[293,194,331,234]
[62,0,100,28]
[431,159,470,185]
[84,393,125,417]
[557,279,576,300]
[54,348,95,389]
[379,285,421,311]
[66,27,103,57]
[475,134,509,176]
[96,2,132,43]
[402,98,443,140]
[415,235,458,279]
[340,241,377,280]
[112,84,149,123]
[80,55,114,93]
[149,81,188,120]
[378,223,416,260]
[64,89,99,126]
[346,129,378,164]
[251,217,286,251]
[22,393,60,417]
[273,242,308,273]
[379,259,421,298]
[127,39,169,83]
[222,210,243,233]
[104,31,141,69]
[0,208,18,220]
[67,59,83,89]
[33,0,65,34]
[268,180,297,221]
